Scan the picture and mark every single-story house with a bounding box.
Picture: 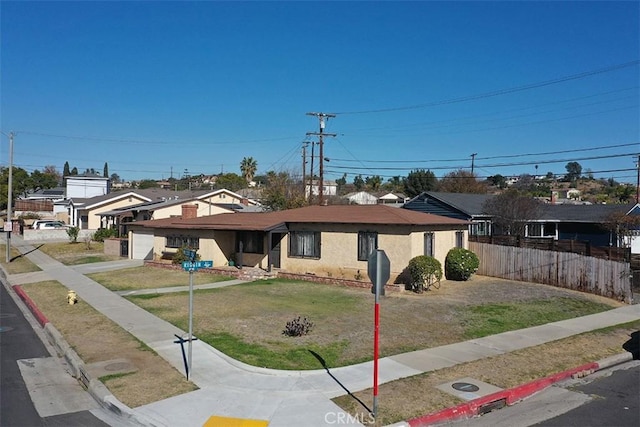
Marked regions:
[525,203,639,251]
[402,192,494,236]
[126,204,469,283]
[343,191,378,205]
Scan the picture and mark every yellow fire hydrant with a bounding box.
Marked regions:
[67,290,78,305]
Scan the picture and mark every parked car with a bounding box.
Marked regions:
[35,221,68,230]
[31,219,57,229]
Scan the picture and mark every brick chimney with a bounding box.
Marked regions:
[181,204,198,219]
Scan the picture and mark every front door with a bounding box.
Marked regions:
[270,233,283,269]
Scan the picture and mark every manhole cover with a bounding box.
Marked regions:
[104,362,134,372]
[452,382,480,392]
[0,326,15,332]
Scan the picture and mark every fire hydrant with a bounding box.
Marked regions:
[67,290,78,305]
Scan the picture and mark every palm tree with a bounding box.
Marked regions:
[240,157,258,184]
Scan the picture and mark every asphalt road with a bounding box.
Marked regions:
[0,282,112,427]
[535,363,640,427]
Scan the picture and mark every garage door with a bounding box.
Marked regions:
[132,232,154,260]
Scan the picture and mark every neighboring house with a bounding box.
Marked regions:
[66,188,261,231]
[126,204,469,283]
[377,192,408,205]
[65,174,110,198]
[306,180,337,198]
[66,191,153,230]
[403,192,495,237]
[343,191,378,205]
[525,203,639,251]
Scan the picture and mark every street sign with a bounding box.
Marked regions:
[183,249,197,262]
[182,260,213,271]
[368,249,390,296]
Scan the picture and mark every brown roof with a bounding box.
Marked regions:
[128,204,469,231]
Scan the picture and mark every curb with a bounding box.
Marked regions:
[8,283,165,427]
[406,354,635,426]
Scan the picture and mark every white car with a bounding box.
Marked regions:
[34,221,68,229]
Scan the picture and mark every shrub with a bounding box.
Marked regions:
[445,247,480,281]
[93,227,119,242]
[282,316,314,337]
[66,226,80,243]
[407,255,442,292]
[171,247,201,265]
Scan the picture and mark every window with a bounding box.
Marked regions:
[471,221,491,236]
[527,223,543,237]
[289,231,321,258]
[236,231,264,254]
[424,232,434,257]
[358,231,378,261]
[166,235,199,249]
[455,231,464,248]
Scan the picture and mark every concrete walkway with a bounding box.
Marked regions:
[4,235,640,427]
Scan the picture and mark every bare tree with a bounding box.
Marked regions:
[482,190,545,236]
[438,169,487,194]
[602,209,640,248]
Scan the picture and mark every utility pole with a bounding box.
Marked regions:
[5,132,14,263]
[302,141,310,196]
[636,154,640,204]
[306,112,336,205]
[308,141,315,204]
[470,153,477,174]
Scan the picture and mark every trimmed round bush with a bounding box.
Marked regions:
[445,248,479,281]
[407,255,442,292]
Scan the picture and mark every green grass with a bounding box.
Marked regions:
[460,297,616,338]
[196,331,351,370]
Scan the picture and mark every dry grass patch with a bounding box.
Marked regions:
[37,241,122,265]
[127,277,620,370]
[20,280,197,407]
[333,321,640,426]
[0,244,41,274]
[87,266,235,291]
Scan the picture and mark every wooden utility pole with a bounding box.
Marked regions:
[306,112,336,205]
[471,153,477,174]
[302,141,310,196]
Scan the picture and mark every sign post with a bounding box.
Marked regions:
[181,251,212,380]
[367,249,390,419]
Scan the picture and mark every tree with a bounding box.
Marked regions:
[384,176,404,193]
[240,157,258,184]
[353,175,365,191]
[63,161,71,177]
[336,173,347,194]
[487,174,507,189]
[482,189,545,236]
[43,165,62,184]
[30,169,58,192]
[103,162,109,178]
[215,173,246,192]
[365,175,382,191]
[565,162,582,182]
[0,166,31,209]
[261,170,306,211]
[438,170,486,194]
[602,210,640,248]
[137,179,159,189]
[71,167,78,175]
[110,173,121,184]
[404,169,437,198]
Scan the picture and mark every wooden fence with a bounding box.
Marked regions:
[469,241,633,303]
[469,235,629,262]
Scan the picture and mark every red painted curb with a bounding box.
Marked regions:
[407,362,599,427]
[12,285,49,327]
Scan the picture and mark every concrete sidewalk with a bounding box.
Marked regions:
[4,235,640,426]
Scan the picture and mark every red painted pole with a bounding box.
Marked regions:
[373,301,380,416]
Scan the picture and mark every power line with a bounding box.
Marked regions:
[334,60,640,115]
[328,142,639,164]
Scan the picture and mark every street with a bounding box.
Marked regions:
[449,360,640,427]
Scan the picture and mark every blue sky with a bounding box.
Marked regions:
[1,1,638,184]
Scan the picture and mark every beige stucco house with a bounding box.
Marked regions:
[126,204,469,283]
